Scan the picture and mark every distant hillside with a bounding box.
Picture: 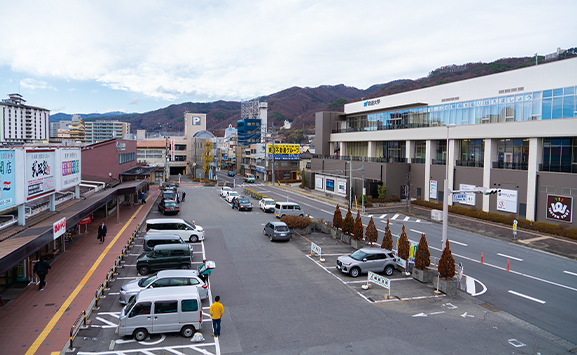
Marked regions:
[54,51,576,143]
[50,111,131,121]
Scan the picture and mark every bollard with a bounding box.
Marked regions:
[481,252,484,264]
[69,326,75,349]
[82,310,86,326]
[507,259,510,271]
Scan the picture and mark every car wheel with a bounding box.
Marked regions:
[384,265,394,276]
[138,266,150,275]
[299,214,304,217]
[180,264,190,269]
[181,325,195,338]
[189,235,198,243]
[263,229,267,236]
[270,234,273,242]
[350,267,361,278]
[133,328,148,341]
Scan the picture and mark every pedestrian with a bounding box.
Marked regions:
[140,191,146,204]
[209,295,223,337]
[176,191,180,203]
[181,191,186,202]
[197,259,212,285]
[231,197,236,209]
[98,221,107,244]
[33,257,51,291]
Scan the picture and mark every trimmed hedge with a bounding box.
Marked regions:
[280,215,313,229]
[243,188,277,203]
[412,199,577,241]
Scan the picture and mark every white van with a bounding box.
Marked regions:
[117,286,202,340]
[146,218,205,243]
[274,202,305,218]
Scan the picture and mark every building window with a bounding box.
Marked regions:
[119,152,135,164]
[494,139,528,170]
[413,141,426,163]
[542,138,577,173]
[459,139,484,167]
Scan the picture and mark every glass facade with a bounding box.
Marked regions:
[494,139,529,170]
[542,138,577,173]
[458,140,484,167]
[344,86,576,132]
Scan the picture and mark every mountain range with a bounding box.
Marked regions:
[50,51,576,142]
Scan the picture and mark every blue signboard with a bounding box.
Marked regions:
[0,150,16,210]
[326,178,335,192]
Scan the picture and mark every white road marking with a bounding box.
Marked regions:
[508,290,546,304]
[321,209,333,215]
[563,270,577,277]
[412,313,427,317]
[443,303,457,309]
[380,220,394,225]
[379,214,387,219]
[416,219,421,222]
[461,312,474,318]
[450,240,468,247]
[403,216,410,221]
[497,253,523,262]
[410,229,425,235]
[391,214,400,220]
[429,311,445,315]
[465,275,487,296]
[508,339,526,348]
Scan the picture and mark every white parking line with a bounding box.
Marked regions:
[379,214,387,219]
[403,216,410,221]
[497,253,523,262]
[410,229,425,235]
[508,290,546,304]
[563,270,577,277]
[321,209,333,215]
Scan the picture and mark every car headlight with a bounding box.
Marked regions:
[341,261,351,266]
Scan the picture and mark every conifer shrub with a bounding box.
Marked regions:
[342,207,354,235]
[381,218,393,250]
[397,224,410,262]
[332,205,343,230]
[365,217,378,245]
[353,211,364,241]
[438,239,456,278]
[414,234,431,270]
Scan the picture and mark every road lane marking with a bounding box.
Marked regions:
[517,236,551,244]
[410,229,425,235]
[508,290,546,304]
[497,253,523,262]
[379,214,387,219]
[321,209,333,215]
[391,214,399,220]
[450,240,468,247]
[563,271,577,277]
[403,216,410,221]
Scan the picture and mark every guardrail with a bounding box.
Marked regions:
[67,204,150,351]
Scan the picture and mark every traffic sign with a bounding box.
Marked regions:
[453,193,467,203]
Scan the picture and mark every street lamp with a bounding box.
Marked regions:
[441,124,456,251]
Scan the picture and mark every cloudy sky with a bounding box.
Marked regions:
[0,1,575,115]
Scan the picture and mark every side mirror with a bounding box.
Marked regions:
[362,258,367,262]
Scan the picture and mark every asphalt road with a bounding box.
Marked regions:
[68,183,576,354]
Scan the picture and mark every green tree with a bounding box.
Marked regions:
[414,234,431,270]
[342,207,354,235]
[202,138,214,179]
[377,185,387,199]
[332,205,343,230]
[353,211,363,241]
[365,217,378,245]
[397,224,410,262]
[381,218,393,250]
[438,239,456,279]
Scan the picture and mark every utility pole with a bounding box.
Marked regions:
[349,157,352,207]
[271,122,275,184]
[362,156,365,213]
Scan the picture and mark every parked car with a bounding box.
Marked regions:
[220,186,232,197]
[136,244,193,275]
[233,197,253,211]
[119,269,208,304]
[336,247,397,278]
[259,198,276,213]
[142,234,186,253]
[228,170,235,177]
[158,199,180,215]
[244,174,255,183]
[225,190,239,203]
[274,202,304,218]
[162,190,176,201]
[263,221,291,242]
[146,218,205,243]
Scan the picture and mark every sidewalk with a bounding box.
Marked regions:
[0,188,159,355]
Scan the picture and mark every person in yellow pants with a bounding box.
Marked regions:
[209,295,223,337]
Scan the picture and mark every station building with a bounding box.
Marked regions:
[313,57,577,227]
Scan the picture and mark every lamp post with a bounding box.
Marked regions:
[441,124,456,251]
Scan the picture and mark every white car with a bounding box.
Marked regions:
[220,186,232,197]
[259,198,276,213]
[225,190,239,203]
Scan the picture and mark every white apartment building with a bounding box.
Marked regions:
[0,94,49,144]
[85,120,131,144]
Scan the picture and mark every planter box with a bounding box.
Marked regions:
[331,228,340,239]
[412,268,432,283]
[433,276,458,295]
[341,233,351,244]
[351,239,364,249]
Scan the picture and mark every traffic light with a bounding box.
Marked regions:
[484,188,501,195]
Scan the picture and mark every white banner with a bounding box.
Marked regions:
[53,217,66,240]
[315,176,323,190]
[59,149,81,190]
[430,180,437,199]
[497,189,518,213]
[26,150,55,200]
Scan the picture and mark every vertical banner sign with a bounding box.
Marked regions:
[0,149,16,210]
[546,195,573,223]
[171,139,175,161]
[60,149,81,190]
[26,150,55,201]
[430,180,437,199]
[53,217,66,240]
[315,176,323,190]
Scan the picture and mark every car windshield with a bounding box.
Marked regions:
[349,250,369,261]
[139,274,158,287]
[238,198,249,204]
[265,200,275,205]
[165,202,178,207]
[275,225,289,232]
[229,192,238,196]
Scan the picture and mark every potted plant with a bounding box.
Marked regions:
[381,218,393,250]
[341,207,354,244]
[351,211,364,249]
[412,234,432,283]
[331,205,343,239]
[365,217,378,247]
[435,240,458,295]
[397,225,410,275]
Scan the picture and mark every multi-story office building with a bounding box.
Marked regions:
[85,120,131,144]
[0,93,49,144]
[237,118,261,147]
[314,57,577,227]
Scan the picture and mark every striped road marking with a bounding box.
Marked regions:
[508,290,546,304]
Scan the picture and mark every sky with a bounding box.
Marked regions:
[0,0,575,115]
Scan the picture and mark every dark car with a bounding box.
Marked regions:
[263,221,291,242]
[158,199,180,215]
[162,190,176,202]
[136,244,193,275]
[228,170,235,177]
[233,197,253,211]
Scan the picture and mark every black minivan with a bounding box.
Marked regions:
[142,234,187,253]
[136,244,193,275]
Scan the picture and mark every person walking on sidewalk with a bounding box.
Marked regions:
[181,191,186,202]
[33,257,51,291]
[98,222,107,244]
[210,295,223,337]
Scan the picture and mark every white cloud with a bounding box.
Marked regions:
[0,0,576,109]
[20,78,55,91]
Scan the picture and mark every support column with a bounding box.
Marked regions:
[75,185,80,199]
[116,195,120,224]
[368,141,376,158]
[447,139,456,206]
[482,139,497,212]
[424,140,435,201]
[526,138,542,221]
[339,142,347,157]
[50,193,56,212]
[329,142,336,156]
[406,140,415,163]
[18,204,26,226]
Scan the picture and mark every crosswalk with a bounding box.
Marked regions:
[368,213,421,224]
